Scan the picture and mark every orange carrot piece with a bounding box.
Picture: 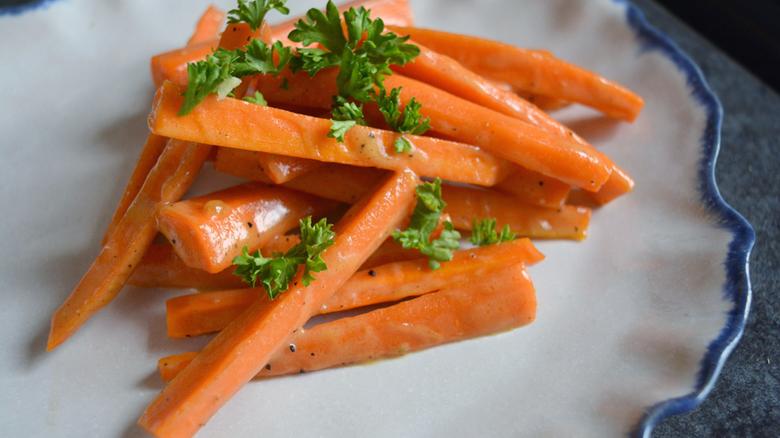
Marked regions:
[384,74,612,190]
[247,151,322,184]
[212,148,272,183]
[187,5,225,46]
[443,185,591,241]
[151,40,217,88]
[495,167,571,210]
[165,239,543,338]
[150,81,512,186]
[129,235,408,290]
[128,243,245,290]
[47,140,211,351]
[160,264,537,381]
[517,92,571,111]
[138,170,419,437]
[102,134,169,243]
[387,26,644,122]
[251,69,611,190]
[157,182,339,273]
[589,164,635,205]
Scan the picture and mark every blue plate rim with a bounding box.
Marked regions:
[617,1,756,436]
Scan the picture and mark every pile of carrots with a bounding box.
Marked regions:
[47,0,643,436]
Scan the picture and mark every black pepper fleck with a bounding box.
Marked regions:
[171,239,177,244]
[538,181,544,187]
[368,269,377,277]
[289,344,297,352]
[265,364,272,371]
[310,352,315,357]
[247,222,253,228]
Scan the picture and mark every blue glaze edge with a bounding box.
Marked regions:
[616,2,756,437]
[0,0,59,16]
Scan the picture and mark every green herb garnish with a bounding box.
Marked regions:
[228,0,290,31]
[233,217,335,299]
[470,218,517,246]
[393,179,461,269]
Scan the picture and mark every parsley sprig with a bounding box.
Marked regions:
[288,1,427,145]
[470,218,517,246]
[228,0,290,31]
[393,179,461,269]
[233,217,336,299]
[179,40,292,115]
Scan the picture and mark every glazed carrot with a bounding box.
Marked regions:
[102,134,169,243]
[212,148,272,183]
[150,81,512,186]
[47,140,211,351]
[187,5,225,46]
[589,164,635,205]
[165,239,542,338]
[128,243,245,290]
[251,69,611,190]
[443,185,591,241]
[383,74,612,190]
[157,182,339,273]
[138,170,419,437]
[215,151,585,238]
[517,92,571,111]
[151,40,217,87]
[249,151,322,184]
[495,167,571,210]
[160,264,537,381]
[387,26,645,122]
[129,235,409,290]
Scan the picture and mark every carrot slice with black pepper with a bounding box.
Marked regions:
[159,263,536,381]
[164,239,543,338]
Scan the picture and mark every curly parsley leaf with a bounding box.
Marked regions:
[376,87,430,152]
[228,0,290,31]
[331,96,366,124]
[232,216,335,299]
[289,47,340,77]
[243,91,268,106]
[179,50,240,115]
[393,178,461,269]
[233,40,292,76]
[470,218,517,246]
[327,119,357,142]
[288,0,346,53]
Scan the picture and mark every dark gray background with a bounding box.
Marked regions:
[2,0,777,435]
[631,0,780,436]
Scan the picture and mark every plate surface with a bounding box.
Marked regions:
[0,0,753,436]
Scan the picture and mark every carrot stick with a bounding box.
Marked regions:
[160,264,537,381]
[589,165,635,205]
[214,148,586,239]
[247,151,322,184]
[495,167,571,210]
[128,243,245,290]
[158,182,339,273]
[102,134,169,243]
[251,69,611,190]
[443,185,591,241]
[388,43,634,204]
[138,170,419,437]
[151,40,217,88]
[165,239,543,338]
[187,5,225,46]
[150,81,512,186]
[387,26,644,122]
[47,140,211,351]
[129,235,411,290]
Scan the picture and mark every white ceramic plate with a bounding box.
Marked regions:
[0,0,754,436]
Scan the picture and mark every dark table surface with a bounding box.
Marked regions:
[630,0,780,436]
[1,0,777,435]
